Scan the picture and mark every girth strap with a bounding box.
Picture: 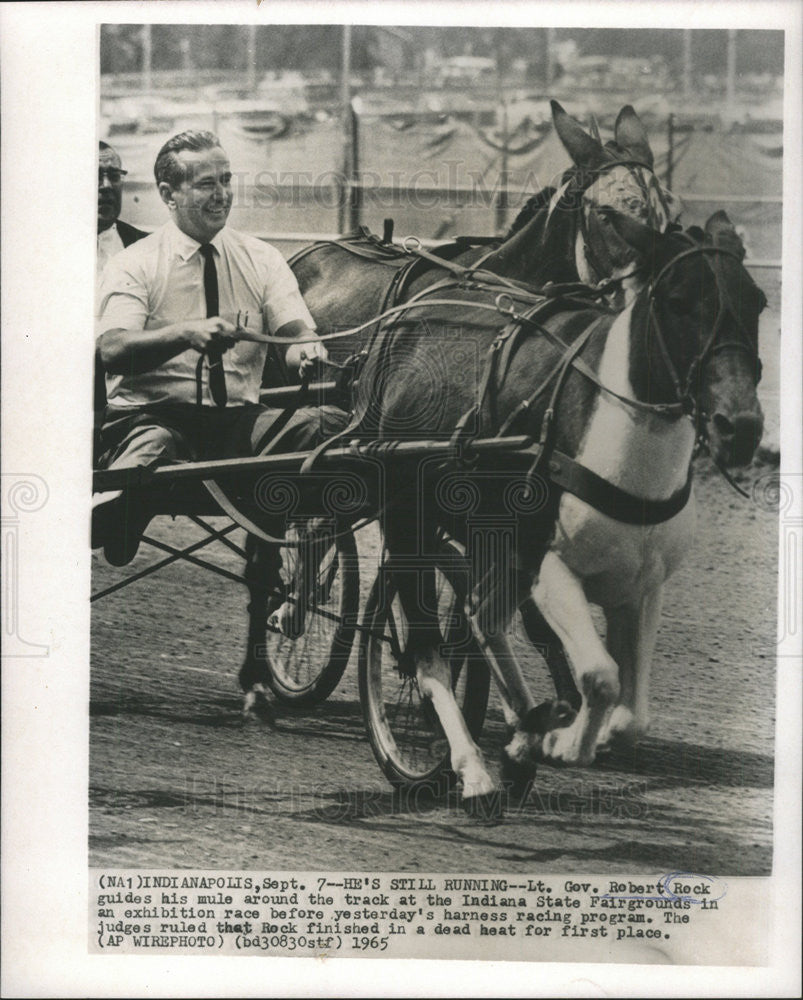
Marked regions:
[545,450,693,524]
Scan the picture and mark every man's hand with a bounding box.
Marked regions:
[285,338,329,376]
[184,317,238,354]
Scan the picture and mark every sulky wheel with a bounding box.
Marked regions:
[358,541,490,796]
[263,527,359,706]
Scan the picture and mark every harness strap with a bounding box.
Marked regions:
[579,208,615,285]
[448,328,508,449]
[496,355,568,439]
[251,379,311,454]
[646,242,759,410]
[525,315,609,483]
[512,307,684,418]
[401,237,480,278]
[707,447,752,500]
[450,296,573,447]
[545,450,693,525]
[399,238,568,300]
[381,256,426,313]
[648,298,686,404]
[453,236,501,248]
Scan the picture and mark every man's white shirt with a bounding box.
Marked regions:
[97,223,125,280]
[97,220,316,408]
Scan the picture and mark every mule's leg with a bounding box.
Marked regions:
[265,522,317,641]
[382,506,495,807]
[469,570,536,728]
[472,624,537,728]
[601,606,636,745]
[601,587,663,746]
[241,404,349,704]
[631,587,663,735]
[519,599,582,711]
[532,551,620,765]
[414,648,496,804]
[473,625,575,800]
[470,584,576,802]
[469,554,579,722]
[395,561,496,804]
[239,535,282,721]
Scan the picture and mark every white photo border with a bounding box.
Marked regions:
[1,1,800,996]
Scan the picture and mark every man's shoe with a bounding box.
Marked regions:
[91,490,122,550]
[93,491,151,566]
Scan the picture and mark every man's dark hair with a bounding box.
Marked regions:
[99,140,119,157]
[154,130,221,189]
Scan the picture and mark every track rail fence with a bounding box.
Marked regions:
[117,109,783,271]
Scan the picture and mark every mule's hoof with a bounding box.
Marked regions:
[500,749,537,808]
[541,725,584,766]
[239,655,270,693]
[461,789,504,823]
[242,685,276,726]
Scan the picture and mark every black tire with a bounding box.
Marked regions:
[358,543,490,795]
[264,529,359,706]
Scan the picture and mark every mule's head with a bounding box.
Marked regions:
[551,102,682,282]
[605,209,766,467]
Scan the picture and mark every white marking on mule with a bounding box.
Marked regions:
[599,588,664,744]
[505,728,535,768]
[534,551,620,765]
[415,649,495,799]
[576,306,695,496]
[575,230,595,287]
[546,180,572,224]
[574,163,678,293]
[532,305,697,763]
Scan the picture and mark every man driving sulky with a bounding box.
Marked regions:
[93,129,348,565]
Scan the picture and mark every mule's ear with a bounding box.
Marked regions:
[614,105,654,168]
[588,112,602,143]
[598,206,658,257]
[551,99,606,169]
[705,210,746,259]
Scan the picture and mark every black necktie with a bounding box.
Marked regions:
[199,243,227,407]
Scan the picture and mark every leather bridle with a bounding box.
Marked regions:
[574,159,678,282]
[645,241,763,432]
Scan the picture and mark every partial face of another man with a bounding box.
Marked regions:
[161,146,233,244]
[98,147,124,233]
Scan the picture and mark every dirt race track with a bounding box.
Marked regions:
[90,458,779,877]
